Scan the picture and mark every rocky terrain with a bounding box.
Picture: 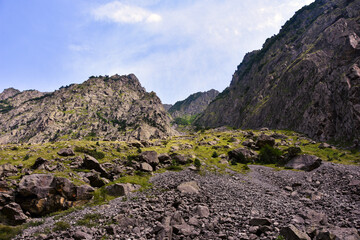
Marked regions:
[0,74,176,144]
[196,0,360,143]
[168,89,219,119]
[0,128,359,239]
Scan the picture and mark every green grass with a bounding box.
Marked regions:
[76,213,101,227]
[0,224,24,240]
[53,221,70,232]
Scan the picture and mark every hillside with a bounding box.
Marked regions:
[0,74,176,144]
[169,89,219,119]
[196,0,360,143]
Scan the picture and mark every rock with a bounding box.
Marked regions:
[0,202,28,225]
[316,227,360,240]
[140,162,153,172]
[18,174,54,198]
[249,218,271,226]
[52,177,77,200]
[158,153,171,164]
[106,183,140,197]
[0,163,18,177]
[196,205,210,218]
[57,148,75,157]
[76,185,95,200]
[280,224,311,240]
[228,148,256,164]
[0,180,10,192]
[242,139,255,147]
[256,134,275,148]
[177,181,200,194]
[285,155,322,171]
[82,154,110,179]
[86,172,107,188]
[73,230,93,240]
[318,143,331,149]
[31,157,48,170]
[171,153,188,165]
[139,151,159,167]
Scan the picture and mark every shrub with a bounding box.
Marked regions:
[0,224,23,240]
[258,145,282,164]
[194,158,201,170]
[212,151,219,158]
[53,221,70,232]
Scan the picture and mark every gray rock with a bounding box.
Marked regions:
[140,162,153,172]
[139,151,159,167]
[285,155,322,171]
[76,185,95,200]
[73,230,93,240]
[196,205,210,218]
[256,134,275,148]
[0,202,28,225]
[30,157,48,170]
[177,181,200,194]
[228,147,256,164]
[106,183,140,197]
[280,224,311,240]
[249,218,271,226]
[82,154,110,179]
[57,148,75,156]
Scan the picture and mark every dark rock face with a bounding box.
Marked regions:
[0,74,176,144]
[196,0,360,143]
[82,155,110,179]
[169,89,219,118]
[0,202,28,226]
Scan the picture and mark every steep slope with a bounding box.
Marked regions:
[196,0,360,142]
[0,74,176,144]
[169,89,219,118]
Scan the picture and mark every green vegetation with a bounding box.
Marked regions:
[0,224,24,240]
[53,221,70,232]
[76,213,101,227]
[258,145,283,164]
[74,146,105,160]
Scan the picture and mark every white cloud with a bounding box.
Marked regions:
[92,1,162,24]
[68,44,89,52]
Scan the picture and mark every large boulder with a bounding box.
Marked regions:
[31,157,48,170]
[57,148,75,157]
[106,183,141,197]
[139,151,159,167]
[52,177,77,201]
[228,148,257,164]
[18,174,55,198]
[0,163,18,177]
[0,202,28,225]
[76,185,95,200]
[85,172,107,188]
[285,155,322,171]
[280,224,311,240]
[177,181,200,194]
[171,154,188,165]
[140,162,153,172]
[82,154,110,179]
[256,134,276,148]
[158,153,171,164]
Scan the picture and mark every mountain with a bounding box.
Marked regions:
[0,88,20,101]
[196,0,360,143]
[163,104,173,111]
[0,74,176,144]
[168,89,219,119]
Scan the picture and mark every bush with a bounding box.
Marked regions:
[211,151,219,158]
[194,158,201,170]
[0,224,23,240]
[53,221,70,232]
[258,145,282,164]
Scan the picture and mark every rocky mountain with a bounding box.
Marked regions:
[169,89,219,118]
[0,74,176,144]
[163,104,173,111]
[196,0,360,143]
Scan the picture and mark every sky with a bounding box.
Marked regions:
[0,0,314,104]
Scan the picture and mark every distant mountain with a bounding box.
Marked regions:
[196,0,360,142]
[169,89,219,119]
[0,74,176,144]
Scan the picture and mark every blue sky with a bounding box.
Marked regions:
[0,0,313,104]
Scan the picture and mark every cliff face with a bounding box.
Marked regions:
[0,74,176,144]
[196,0,360,142]
[169,89,219,118]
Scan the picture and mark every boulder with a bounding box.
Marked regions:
[106,183,141,197]
[57,148,75,157]
[177,181,200,194]
[196,205,210,218]
[18,174,55,198]
[139,151,159,167]
[249,218,271,226]
[158,154,171,164]
[318,143,331,149]
[228,148,256,164]
[0,163,18,177]
[285,155,322,171]
[316,227,360,240]
[76,185,95,200]
[140,162,153,172]
[31,157,48,170]
[86,172,107,188]
[0,202,28,225]
[256,134,275,148]
[171,154,188,165]
[52,177,77,200]
[280,224,311,240]
[82,154,110,179]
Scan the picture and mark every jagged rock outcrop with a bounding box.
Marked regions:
[0,88,20,101]
[0,74,177,144]
[169,89,219,119]
[196,0,360,142]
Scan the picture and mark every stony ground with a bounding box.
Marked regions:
[15,161,360,240]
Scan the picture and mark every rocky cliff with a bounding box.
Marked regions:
[196,0,360,143]
[169,89,219,118]
[0,74,176,144]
